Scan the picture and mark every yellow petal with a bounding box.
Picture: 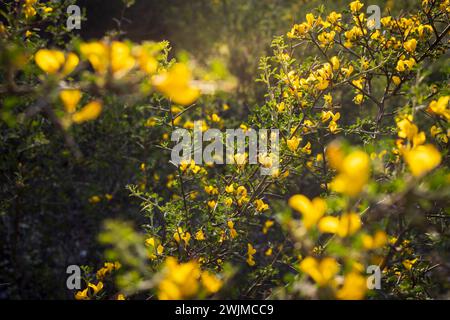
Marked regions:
[35,49,65,74]
[403,144,442,177]
[62,53,79,76]
[72,101,103,123]
[318,216,340,234]
[59,89,81,113]
[337,213,361,237]
[152,63,200,105]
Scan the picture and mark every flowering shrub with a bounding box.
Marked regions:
[0,0,449,300]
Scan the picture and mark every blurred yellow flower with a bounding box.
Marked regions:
[328,149,370,197]
[35,49,78,75]
[300,256,339,286]
[318,212,362,237]
[72,100,103,124]
[201,271,223,294]
[403,144,441,177]
[59,89,81,114]
[262,220,274,234]
[362,231,388,250]
[288,194,327,229]
[158,257,200,300]
[152,63,200,106]
[336,272,366,300]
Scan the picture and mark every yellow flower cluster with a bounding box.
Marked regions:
[396,115,442,177]
[173,227,191,246]
[326,144,370,197]
[23,0,37,19]
[246,243,256,266]
[157,257,222,299]
[145,237,164,260]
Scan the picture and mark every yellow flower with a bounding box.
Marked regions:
[225,184,234,193]
[80,42,109,74]
[265,248,273,256]
[204,185,219,195]
[227,220,238,239]
[111,42,136,77]
[23,2,37,19]
[396,116,425,147]
[306,13,315,27]
[133,44,158,74]
[234,153,247,166]
[318,212,362,237]
[288,194,327,229]
[403,144,441,177]
[327,11,342,24]
[330,56,340,70]
[329,149,370,197]
[427,96,450,121]
[324,94,333,105]
[201,271,223,294]
[174,227,191,246]
[300,256,339,286]
[381,16,392,27]
[352,78,364,90]
[207,200,216,209]
[396,58,415,72]
[341,65,354,77]
[59,90,81,114]
[328,121,339,134]
[195,229,205,241]
[146,237,164,259]
[80,41,136,78]
[254,199,269,212]
[262,220,274,234]
[117,294,125,300]
[224,197,233,206]
[430,125,449,143]
[236,186,248,198]
[246,243,256,266]
[336,272,367,300]
[287,136,301,152]
[402,258,418,270]
[72,101,103,124]
[403,39,417,53]
[75,288,89,300]
[88,195,101,204]
[88,281,103,295]
[392,76,401,85]
[152,63,200,106]
[349,0,364,13]
[353,94,364,105]
[362,231,388,249]
[35,49,79,75]
[158,257,201,300]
